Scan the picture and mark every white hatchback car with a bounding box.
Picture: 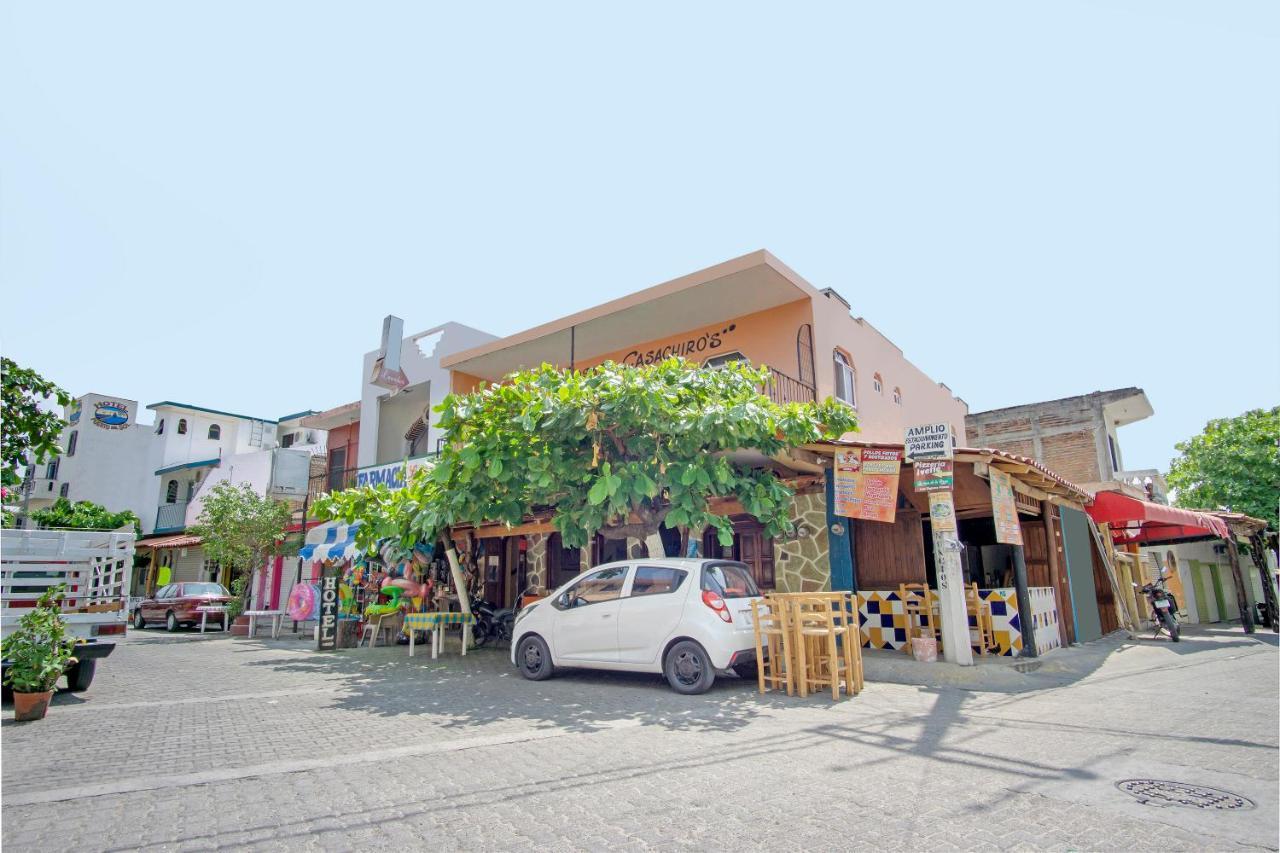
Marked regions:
[510,558,762,694]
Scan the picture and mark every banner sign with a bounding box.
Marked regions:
[832,448,902,523]
[990,468,1024,546]
[905,422,952,460]
[355,456,433,491]
[913,458,954,492]
[928,491,958,534]
[317,568,339,651]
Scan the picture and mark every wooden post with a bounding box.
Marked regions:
[1041,500,1072,646]
[1248,533,1279,631]
[1224,537,1255,634]
[1011,544,1037,657]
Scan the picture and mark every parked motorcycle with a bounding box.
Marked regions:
[1137,576,1180,642]
[470,588,533,648]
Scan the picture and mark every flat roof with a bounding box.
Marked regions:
[147,401,278,424]
[968,388,1147,419]
[442,250,824,381]
[277,409,318,422]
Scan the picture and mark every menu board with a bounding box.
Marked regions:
[832,448,902,523]
[928,491,958,534]
[989,467,1024,546]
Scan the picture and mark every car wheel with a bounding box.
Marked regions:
[665,640,716,695]
[516,635,554,681]
[732,661,759,681]
[65,659,97,692]
[166,611,179,632]
[132,609,146,629]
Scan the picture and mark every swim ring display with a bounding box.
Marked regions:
[287,583,321,621]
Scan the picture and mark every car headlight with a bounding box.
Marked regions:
[515,603,537,623]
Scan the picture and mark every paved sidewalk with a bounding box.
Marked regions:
[2,625,1276,851]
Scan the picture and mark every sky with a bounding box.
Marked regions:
[2,1,1277,475]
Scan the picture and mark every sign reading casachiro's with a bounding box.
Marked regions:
[621,323,738,366]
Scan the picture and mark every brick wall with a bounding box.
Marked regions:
[966,398,1106,484]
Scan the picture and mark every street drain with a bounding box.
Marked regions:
[1116,779,1255,811]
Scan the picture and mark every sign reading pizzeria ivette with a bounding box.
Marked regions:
[832,448,902,523]
[989,467,1024,546]
[913,458,954,492]
[904,422,952,460]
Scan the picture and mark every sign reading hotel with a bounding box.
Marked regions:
[989,467,1024,546]
[905,422,952,460]
[913,458,954,492]
[832,447,902,523]
[317,567,339,651]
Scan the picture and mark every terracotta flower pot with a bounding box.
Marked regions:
[13,690,53,722]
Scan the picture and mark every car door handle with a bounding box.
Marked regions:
[601,613,613,619]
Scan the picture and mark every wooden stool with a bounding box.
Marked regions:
[791,596,843,700]
[751,598,794,696]
[965,583,996,656]
[899,583,941,655]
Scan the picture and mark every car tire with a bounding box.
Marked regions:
[166,611,179,633]
[516,635,554,681]
[664,640,716,695]
[65,659,97,692]
[132,609,146,629]
[732,661,759,681]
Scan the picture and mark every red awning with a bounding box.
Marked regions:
[136,533,204,550]
[1087,491,1231,544]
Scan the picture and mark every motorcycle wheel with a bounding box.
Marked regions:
[471,620,491,648]
[1160,611,1180,642]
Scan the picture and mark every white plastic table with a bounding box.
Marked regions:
[403,612,476,659]
[196,605,228,633]
[243,610,286,639]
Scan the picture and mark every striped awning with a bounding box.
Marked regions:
[298,521,363,563]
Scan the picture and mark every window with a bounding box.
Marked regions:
[156,419,165,435]
[630,566,687,597]
[833,350,856,407]
[177,419,188,435]
[556,566,627,608]
[155,584,174,600]
[547,532,582,587]
[280,432,295,448]
[186,581,228,596]
[208,424,221,440]
[166,479,179,503]
[701,563,761,599]
[59,483,70,498]
[67,431,78,456]
[186,481,195,502]
[46,459,59,480]
[873,373,883,394]
[893,387,902,405]
[704,351,747,369]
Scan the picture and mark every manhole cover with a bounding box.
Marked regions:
[1117,779,1255,811]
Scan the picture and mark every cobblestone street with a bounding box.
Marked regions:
[2,625,1276,851]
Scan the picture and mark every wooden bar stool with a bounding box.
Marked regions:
[751,598,794,695]
[899,583,940,655]
[832,593,864,695]
[792,596,842,700]
[965,583,996,656]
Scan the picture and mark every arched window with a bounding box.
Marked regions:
[156,419,165,435]
[893,387,902,405]
[177,419,188,435]
[833,350,856,407]
[208,424,221,440]
[67,431,78,457]
[165,479,179,504]
[704,351,747,369]
[872,373,883,394]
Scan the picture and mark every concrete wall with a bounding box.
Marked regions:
[49,393,157,529]
[1145,540,1265,624]
[185,450,276,526]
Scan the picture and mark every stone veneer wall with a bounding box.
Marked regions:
[526,533,548,592]
[774,490,831,592]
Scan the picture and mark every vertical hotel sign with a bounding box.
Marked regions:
[989,467,1024,546]
[832,448,902,523]
[317,567,339,651]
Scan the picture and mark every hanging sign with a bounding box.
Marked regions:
[913,458,954,492]
[832,448,902,523]
[905,422,952,460]
[990,468,1024,546]
[928,491,958,534]
[317,568,339,651]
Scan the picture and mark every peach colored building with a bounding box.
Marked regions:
[443,250,968,446]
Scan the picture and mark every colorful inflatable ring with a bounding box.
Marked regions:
[287,583,320,621]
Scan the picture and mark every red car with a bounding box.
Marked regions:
[132,582,232,631]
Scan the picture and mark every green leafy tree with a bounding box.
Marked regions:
[31,497,142,536]
[188,482,292,605]
[1168,407,1280,531]
[317,358,857,555]
[1,357,71,488]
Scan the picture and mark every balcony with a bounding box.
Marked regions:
[308,467,358,499]
[154,502,189,533]
[764,367,816,406]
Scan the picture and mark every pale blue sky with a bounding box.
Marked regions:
[2,1,1277,474]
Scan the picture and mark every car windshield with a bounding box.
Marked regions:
[183,583,229,597]
[701,563,759,599]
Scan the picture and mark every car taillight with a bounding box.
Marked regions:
[702,590,732,623]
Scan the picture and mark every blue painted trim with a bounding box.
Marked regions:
[147,401,279,424]
[154,458,221,476]
[825,470,854,591]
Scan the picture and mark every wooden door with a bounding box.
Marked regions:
[482,538,506,605]
[736,522,775,590]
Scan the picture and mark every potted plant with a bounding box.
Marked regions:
[2,584,78,722]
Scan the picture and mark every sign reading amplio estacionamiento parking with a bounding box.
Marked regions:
[905,422,952,460]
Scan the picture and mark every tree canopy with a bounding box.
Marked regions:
[31,497,141,536]
[317,358,857,552]
[1,357,71,488]
[188,482,292,595]
[1168,406,1279,531]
